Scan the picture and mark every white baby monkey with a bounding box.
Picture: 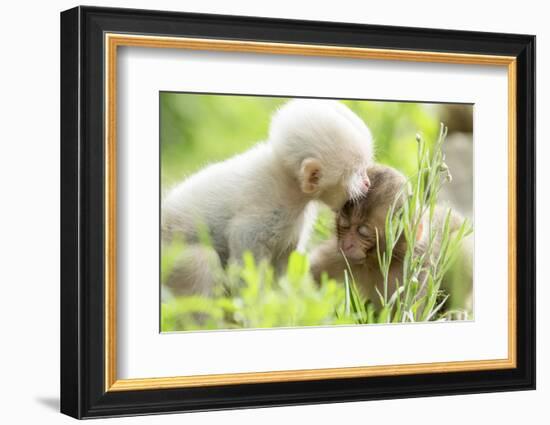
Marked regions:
[162,99,374,296]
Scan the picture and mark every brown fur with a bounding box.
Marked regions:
[310,164,469,310]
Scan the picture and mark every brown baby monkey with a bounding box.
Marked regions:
[310,163,472,314]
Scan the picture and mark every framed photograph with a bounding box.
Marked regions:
[60,6,535,419]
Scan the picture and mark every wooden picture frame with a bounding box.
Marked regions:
[60,5,535,419]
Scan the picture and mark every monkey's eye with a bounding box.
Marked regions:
[338,217,350,229]
[357,225,369,237]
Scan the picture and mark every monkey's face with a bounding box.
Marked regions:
[336,199,389,264]
[335,164,409,264]
[318,167,371,211]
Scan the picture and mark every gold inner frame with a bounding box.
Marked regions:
[104,33,517,392]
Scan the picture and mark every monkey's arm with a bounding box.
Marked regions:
[226,216,275,265]
[309,238,347,283]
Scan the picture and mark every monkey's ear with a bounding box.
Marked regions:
[300,158,323,194]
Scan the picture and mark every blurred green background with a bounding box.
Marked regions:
[160,93,468,189]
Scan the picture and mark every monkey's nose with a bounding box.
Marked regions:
[364,177,371,191]
[343,241,355,251]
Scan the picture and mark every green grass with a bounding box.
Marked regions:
[162,251,354,331]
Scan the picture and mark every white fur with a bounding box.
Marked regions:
[270,99,373,201]
[162,99,374,293]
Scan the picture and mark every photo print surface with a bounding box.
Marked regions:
[160,93,474,332]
